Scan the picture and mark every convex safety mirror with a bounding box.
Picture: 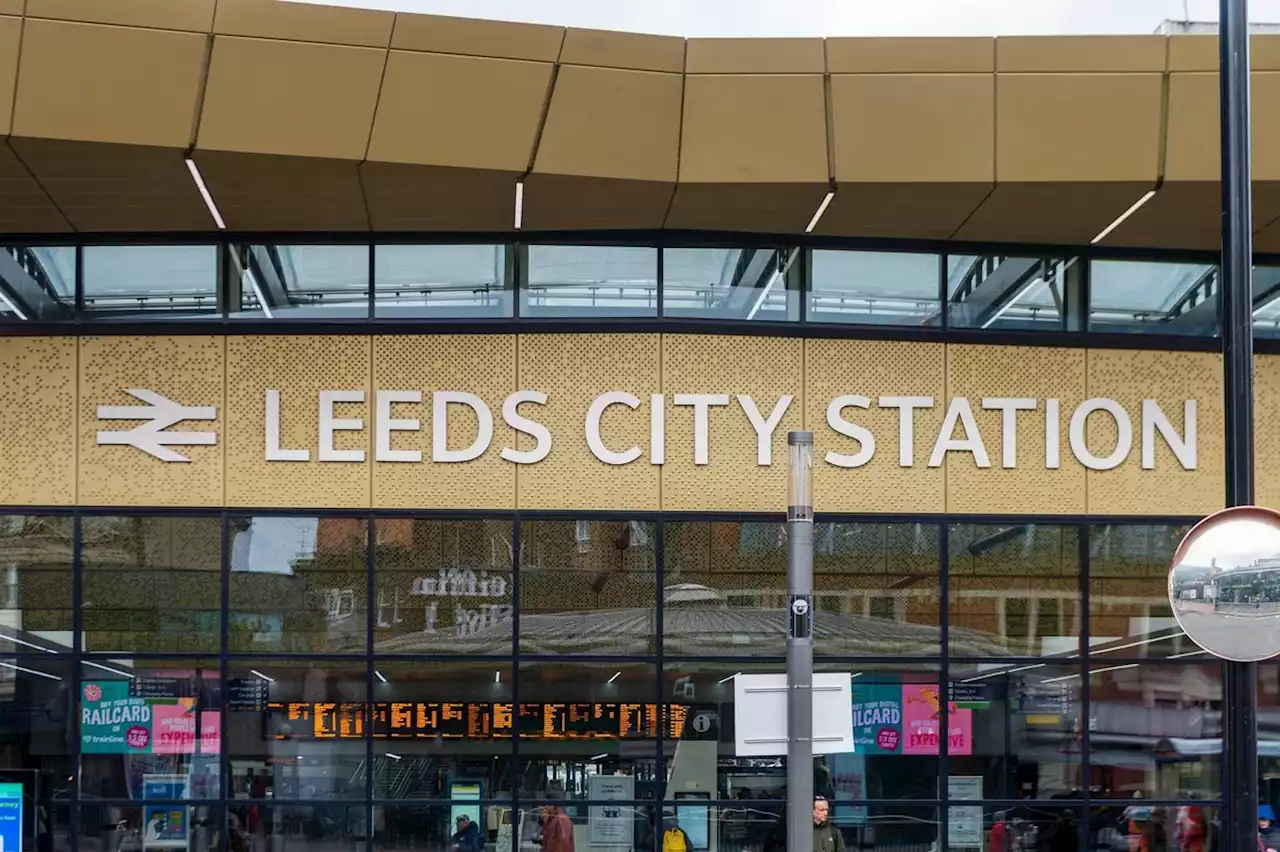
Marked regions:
[1169,506,1280,662]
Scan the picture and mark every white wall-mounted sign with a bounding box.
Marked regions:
[96,387,1199,472]
[733,672,855,757]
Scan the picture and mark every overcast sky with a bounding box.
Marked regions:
[285,0,1280,38]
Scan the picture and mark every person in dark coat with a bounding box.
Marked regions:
[451,815,484,852]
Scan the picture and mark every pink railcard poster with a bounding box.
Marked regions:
[901,684,972,755]
[151,702,221,755]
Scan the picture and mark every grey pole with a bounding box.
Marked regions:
[787,431,815,852]
[1219,1,1259,850]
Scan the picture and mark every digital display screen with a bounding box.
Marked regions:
[262,702,689,741]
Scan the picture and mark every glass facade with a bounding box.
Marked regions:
[0,513,1233,852]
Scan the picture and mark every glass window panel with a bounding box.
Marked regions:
[663,248,799,321]
[226,660,367,801]
[662,662,942,802]
[808,250,941,326]
[373,518,513,656]
[947,662,1082,799]
[80,516,221,653]
[519,520,656,656]
[375,244,511,318]
[231,244,368,319]
[370,661,513,801]
[78,660,221,799]
[1089,662,1222,800]
[79,805,224,852]
[1087,805,1216,852]
[1254,265,1280,337]
[985,806,1083,852]
[523,246,658,318]
[0,246,74,321]
[0,657,72,848]
[1090,524,1198,658]
[372,804,517,852]
[518,662,657,800]
[82,245,219,320]
[948,525,1081,657]
[1258,663,1280,802]
[948,256,1076,331]
[229,516,367,654]
[0,515,73,654]
[664,522,938,657]
[1089,260,1219,336]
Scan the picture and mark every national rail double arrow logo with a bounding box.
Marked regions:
[96,389,217,462]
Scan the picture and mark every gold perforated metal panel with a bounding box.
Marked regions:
[946,344,1087,515]
[662,334,802,512]
[516,333,660,510]
[79,336,224,507]
[1085,349,1224,516]
[372,335,515,510]
[226,336,371,508]
[0,337,75,506]
[805,338,946,514]
[1259,355,1280,509]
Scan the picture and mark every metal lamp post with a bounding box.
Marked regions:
[787,431,815,852]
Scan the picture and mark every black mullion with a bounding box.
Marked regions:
[367,242,375,320]
[657,242,665,318]
[219,512,230,852]
[73,243,84,323]
[1078,522,1091,852]
[938,521,949,852]
[511,515,521,828]
[655,519,666,801]
[513,244,524,319]
[366,516,375,809]
[70,512,81,852]
[939,253,949,330]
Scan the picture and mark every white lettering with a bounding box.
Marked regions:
[1069,398,1132,471]
[433,391,493,463]
[265,389,309,461]
[982,397,1036,469]
[674,394,731,465]
[929,398,990,468]
[586,392,642,465]
[1142,399,1197,470]
[375,390,421,463]
[650,394,665,465]
[1045,398,1061,469]
[878,396,934,467]
[501,390,551,465]
[319,390,365,463]
[738,395,793,466]
[825,395,876,468]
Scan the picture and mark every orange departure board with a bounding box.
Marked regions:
[265,701,689,741]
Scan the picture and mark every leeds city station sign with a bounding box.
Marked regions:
[97,387,1198,472]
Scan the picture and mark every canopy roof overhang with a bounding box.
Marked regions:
[3,0,1280,249]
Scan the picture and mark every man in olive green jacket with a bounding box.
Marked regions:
[813,799,847,852]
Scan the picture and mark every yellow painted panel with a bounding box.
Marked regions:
[806,339,945,514]
[25,0,215,32]
[1256,355,1280,510]
[996,36,1166,73]
[372,335,515,510]
[0,337,75,506]
[662,335,802,513]
[226,336,371,509]
[0,17,19,137]
[685,38,824,74]
[516,333,659,511]
[560,27,684,73]
[213,0,393,47]
[826,37,993,73]
[945,345,1087,515]
[391,13,563,62]
[78,336,223,507]
[1085,350,1224,516]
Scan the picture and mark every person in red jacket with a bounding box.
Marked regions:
[989,812,1009,852]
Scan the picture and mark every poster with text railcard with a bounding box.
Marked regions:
[851,682,903,754]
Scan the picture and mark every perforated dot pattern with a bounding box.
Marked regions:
[806,338,945,514]
[1255,355,1280,508]
[0,337,75,506]
[79,335,223,507]
[226,335,371,508]
[372,335,516,510]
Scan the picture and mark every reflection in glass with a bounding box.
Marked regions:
[231,244,368,319]
[948,525,1081,657]
[373,804,516,852]
[519,520,656,655]
[808,250,941,326]
[229,516,367,654]
[375,244,511,318]
[374,518,513,656]
[79,660,220,800]
[370,661,513,801]
[519,662,657,799]
[79,805,224,852]
[663,248,799,321]
[0,246,74,321]
[225,660,367,801]
[1089,260,1218,336]
[80,516,221,653]
[0,657,71,846]
[1089,663,1222,800]
[0,515,73,654]
[1090,524,1195,658]
[1254,265,1280,337]
[1086,806,1216,852]
[82,245,219,320]
[522,246,658,317]
[948,256,1077,331]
